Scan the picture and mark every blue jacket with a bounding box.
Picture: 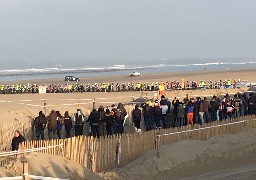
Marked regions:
[186,105,194,113]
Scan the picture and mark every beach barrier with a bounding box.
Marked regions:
[12,115,256,173]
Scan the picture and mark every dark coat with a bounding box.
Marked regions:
[47,110,57,131]
[143,105,153,118]
[132,107,142,121]
[210,100,218,112]
[177,104,185,118]
[88,110,100,125]
[64,116,72,130]
[11,134,26,151]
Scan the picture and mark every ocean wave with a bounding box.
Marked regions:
[0,61,254,77]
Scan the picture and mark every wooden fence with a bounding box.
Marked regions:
[15,115,256,173]
[0,115,254,170]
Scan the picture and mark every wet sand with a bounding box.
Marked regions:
[1,68,256,85]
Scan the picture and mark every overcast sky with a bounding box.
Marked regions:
[0,0,256,68]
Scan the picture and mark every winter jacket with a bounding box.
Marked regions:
[185,105,194,114]
[177,104,185,118]
[210,100,218,112]
[193,102,200,116]
[203,100,210,112]
[132,108,142,120]
[88,110,100,125]
[47,110,57,131]
[161,105,168,115]
[143,105,153,118]
[64,116,72,130]
[11,134,26,151]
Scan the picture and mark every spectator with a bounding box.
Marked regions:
[185,101,194,126]
[11,130,26,151]
[34,111,47,140]
[87,109,100,138]
[105,109,114,136]
[199,99,205,124]
[132,104,142,132]
[226,101,235,119]
[47,110,57,140]
[116,103,127,134]
[143,102,153,131]
[166,102,174,128]
[176,102,185,127]
[64,111,72,138]
[210,96,218,121]
[160,95,168,129]
[193,98,200,124]
[203,97,211,123]
[153,100,162,129]
[98,106,106,136]
[74,109,85,136]
[56,111,63,139]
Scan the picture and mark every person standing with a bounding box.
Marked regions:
[87,109,100,138]
[47,110,57,140]
[98,106,106,137]
[177,102,185,127]
[143,102,153,131]
[63,111,72,138]
[56,111,63,139]
[199,99,205,124]
[193,98,200,125]
[160,96,168,129]
[166,102,174,128]
[34,111,47,140]
[210,96,218,121]
[153,101,162,129]
[203,97,210,123]
[111,105,118,135]
[173,99,180,127]
[132,104,142,132]
[74,109,85,136]
[116,103,127,134]
[11,130,26,151]
[105,109,114,136]
[185,101,194,126]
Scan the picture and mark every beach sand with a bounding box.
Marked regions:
[2,126,256,179]
[1,68,256,85]
[0,69,256,179]
[0,69,254,150]
[101,128,256,180]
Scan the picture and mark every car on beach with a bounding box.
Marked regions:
[130,72,140,77]
[64,76,80,82]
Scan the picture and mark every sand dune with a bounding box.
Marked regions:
[0,153,103,180]
[101,128,256,180]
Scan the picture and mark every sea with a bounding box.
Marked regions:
[0,59,255,81]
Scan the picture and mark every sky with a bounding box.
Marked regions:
[0,0,256,69]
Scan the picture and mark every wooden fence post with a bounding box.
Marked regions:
[92,98,96,110]
[156,133,160,158]
[115,137,121,168]
[43,99,46,115]
[22,160,28,180]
